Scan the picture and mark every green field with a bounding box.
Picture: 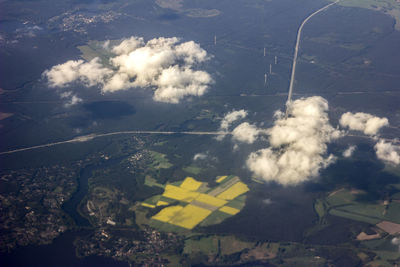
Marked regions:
[219,236,254,255]
[183,236,219,255]
[149,219,188,233]
[385,202,400,222]
[316,188,400,225]
[326,189,357,206]
[148,151,173,170]
[282,256,326,267]
[329,208,381,225]
[77,39,121,62]
[314,199,326,221]
[182,165,202,175]
[225,195,247,210]
[337,203,385,220]
[334,0,399,10]
[331,0,400,30]
[198,210,232,227]
[183,235,256,258]
[144,175,165,189]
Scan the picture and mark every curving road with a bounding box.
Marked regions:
[286,0,339,117]
[0,130,229,155]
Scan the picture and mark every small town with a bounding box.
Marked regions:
[0,164,79,252]
[75,226,183,266]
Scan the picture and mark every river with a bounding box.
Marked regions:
[1,159,129,267]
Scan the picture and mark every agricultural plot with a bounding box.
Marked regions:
[182,235,281,264]
[329,209,381,225]
[330,0,400,31]
[216,175,228,183]
[144,175,164,189]
[140,175,249,230]
[156,200,169,206]
[384,202,400,223]
[199,210,232,227]
[316,188,400,232]
[217,182,249,200]
[182,165,202,175]
[219,206,240,215]
[152,206,184,223]
[183,236,219,255]
[148,151,173,170]
[180,177,202,191]
[163,184,200,202]
[336,203,386,220]
[169,204,212,229]
[195,194,227,207]
[226,195,247,210]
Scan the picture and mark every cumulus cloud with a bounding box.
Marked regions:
[60,91,82,107]
[44,58,112,88]
[339,112,388,136]
[246,96,341,186]
[15,25,42,38]
[219,109,248,131]
[343,145,356,158]
[111,36,144,55]
[43,36,212,104]
[339,112,398,165]
[193,153,207,161]
[374,139,400,165]
[262,198,272,205]
[392,237,400,251]
[216,109,249,141]
[231,122,265,144]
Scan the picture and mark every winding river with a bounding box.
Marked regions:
[1,158,128,267]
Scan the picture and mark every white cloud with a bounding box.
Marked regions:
[392,237,400,252]
[15,25,42,38]
[67,95,83,107]
[43,36,212,104]
[231,122,265,144]
[60,91,73,98]
[262,198,272,205]
[60,91,82,107]
[193,153,207,161]
[112,36,144,55]
[339,112,388,136]
[102,40,111,50]
[246,96,341,186]
[43,58,112,88]
[216,109,249,141]
[152,67,211,103]
[219,109,248,131]
[374,139,400,165]
[343,145,356,158]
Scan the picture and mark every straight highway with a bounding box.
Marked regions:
[286,0,340,117]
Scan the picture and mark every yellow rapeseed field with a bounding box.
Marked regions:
[216,176,228,183]
[141,203,155,208]
[195,193,227,207]
[152,205,183,223]
[163,184,199,202]
[180,177,202,191]
[219,206,240,215]
[146,175,250,230]
[217,182,249,200]
[169,204,212,229]
[156,200,169,206]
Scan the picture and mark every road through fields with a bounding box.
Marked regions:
[0,130,229,155]
[286,0,340,117]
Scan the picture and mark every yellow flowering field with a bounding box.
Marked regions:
[217,182,249,200]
